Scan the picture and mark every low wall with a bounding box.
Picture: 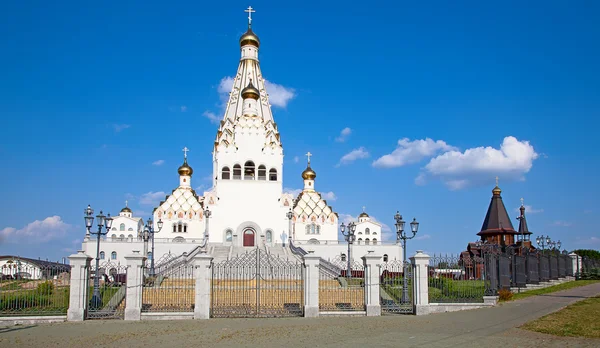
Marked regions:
[424,303,494,315]
[141,312,194,321]
[0,315,66,326]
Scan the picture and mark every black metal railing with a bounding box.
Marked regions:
[428,254,485,303]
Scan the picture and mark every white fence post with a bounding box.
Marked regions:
[303,252,320,317]
[67,251,92,321]
[362,252,381,316]
[410,250,430,316]
[194,253,213,319]
[569,253,579,276]
[124,251,146,321]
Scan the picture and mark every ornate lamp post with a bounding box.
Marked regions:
[204,208,211,243]
[536,235,551,251]
[286,209,293,247]
[144,217,163,276]
[340,222,357,280]
[395,211,419,303]
[84,204,113,309]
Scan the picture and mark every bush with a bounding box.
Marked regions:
[36,281,55,296]
[0,293,50,311]
[498,288,513,301]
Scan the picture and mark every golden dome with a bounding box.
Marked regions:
[359,212,369,218]
[492,185,502,195]
[239,28,260,48]
[301,165,316,180]
[120,206,132,213]
[241,80,260,100]
[178,159,194,176]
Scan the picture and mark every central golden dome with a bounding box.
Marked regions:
[241,80,260,100]
[178,158,194,176]
[359,212,369,218]
[492,185,502,195]
[239,28,260,48]
[302,165,316,180]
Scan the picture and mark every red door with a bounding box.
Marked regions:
[243,230,255,247]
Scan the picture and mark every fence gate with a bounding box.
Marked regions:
[380,260,413,314]
[86,262,127,320]
[211,247,304,318]
[142,253,195,313]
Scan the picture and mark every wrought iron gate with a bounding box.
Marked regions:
[210,248,304,317]
[86,262,127,319]
[380,260,413,314]
[319,257,365,312]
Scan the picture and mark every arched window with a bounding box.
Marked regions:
[225,230,233,242]
[173,236,185,243]
[365,228,370,235]
[269,168,277,181]
[111,227,117,231]
[266,230,272,243]
[111,251,117,260]
[111,234,117,240]
[127,234,133,240]
[222,166,231,180]
[120,223,125,231]
[172,224,177,232]
[258,165,267,180]
[383,254,388,262]
[99,251,105,260]
[357,238,363,244]
[365,238,370,245]
[148,252,153,260]
[119,234,125,240]
[305,225,310,234]
[316,225,321,234]
[308,238,320,244]
[178,223,183,233]
[233,164,242,179]
[372,238,377,244]
[341,253,346,261]
[244,161,255,180]
[128,227,133,231]
[183,224,188,233]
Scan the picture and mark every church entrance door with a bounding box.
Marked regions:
[243,229,255,247]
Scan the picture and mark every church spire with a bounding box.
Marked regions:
[302,152,316,191]
[477,179,517,244]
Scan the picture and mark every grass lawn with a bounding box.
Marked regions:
[508,280,600,302]
[520,296,600,338]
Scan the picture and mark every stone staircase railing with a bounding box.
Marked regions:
[289,239,342,278]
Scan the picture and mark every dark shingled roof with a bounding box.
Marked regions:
[0,255,71,272]
[477,186,517,236]
[517,205,532,236]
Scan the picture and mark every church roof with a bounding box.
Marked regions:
[517,205,532,236]
[0,255,71,272]
[477,184,517,236]
[153,187,204,214]
[292,191,337,220]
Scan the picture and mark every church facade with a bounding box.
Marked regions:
[81,13,403,266]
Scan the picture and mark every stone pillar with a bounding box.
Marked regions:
[303,252,320,317]
[410,250,430,316]
[569,253,580,277]
[67,251,93,321]
[124,251,146,321]
[362,252,381,316]
[194,253,213,319]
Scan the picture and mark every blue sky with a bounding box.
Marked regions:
[1,1,598,261]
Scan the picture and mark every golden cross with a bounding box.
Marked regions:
[305,151,312,165]
[495,176,499,186]
[182,146,189,159]
[244,6,256,27]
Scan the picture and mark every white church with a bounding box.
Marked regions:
[81,10,403,266]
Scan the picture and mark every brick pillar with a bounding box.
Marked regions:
[124,251,146,321]
[410,250,430,315]
[194,253,213,319]
[362,252,381,316]
[303,252,320,317]
[67,251,93,321]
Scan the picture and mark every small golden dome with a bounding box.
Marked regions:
[492,185,502,195]
[241,80,260,100]
[359,212,369,218]
[239,28,260,48]
[120,206,132,213]
[178,159,194,176]
[301,165,316,180]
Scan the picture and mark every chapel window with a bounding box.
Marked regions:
[233,165,242,179]
[372,238,377,244]
[266,230,272,243]
[365,228,370,235]
[365,238,370,245]
[184,224,188,233]
[341,254,346,262]
[99,251,105,260]
[222,167,231,180]
[383,254,388,262]
[225,230,233,242]
[120,223,125,231]
[269,168,277,181]
[111,251,117,260]
[258,165,267,180]
[244,161,255,180]
[172,224,177,233]
[178,223,183,233]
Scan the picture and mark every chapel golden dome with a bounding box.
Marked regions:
[492,185,502,195]
[359,212,369,218]
[241,80,260,100]
[178,158,194,176]
[120,206,132,213]
[302,165,316,180]
[239,28,260,48]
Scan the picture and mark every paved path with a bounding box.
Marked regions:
[1,283,599,348]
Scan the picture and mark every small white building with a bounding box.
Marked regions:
[0,256,70,280]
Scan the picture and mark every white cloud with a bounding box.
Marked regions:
[293,156,300,163]
[373,138,456,168]
[322,192,337,201]
[152,159,165,166]
[0,216,72,243]
[264,80,296,108]
[139,191,166,206]
[283,187,302,197]
[335,127,352,142]
[514,205,544,214]
[337,147,370,166]
[112,124,131,133]
[180,105,188,112]
[217,76,234,100]
[574,236,600,245]
[202,111,221,124]
[552,220,572,227]
[421,136,539,190]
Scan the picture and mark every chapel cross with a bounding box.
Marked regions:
[245,6,256,27]
[362,206,366,213]
[520,197,524,206]
[495,176,499,186]
[182,147,189,159]
[125,200,128,207]
[305,151,312,165]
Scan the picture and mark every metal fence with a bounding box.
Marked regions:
[0,262,71,316]
[579,257,600,280]
[211,248,304,318]
[319,257,364,312]
[142,253,195,313]
[428,254,485,303]
[86,262,127,319]
[380,260,413,313]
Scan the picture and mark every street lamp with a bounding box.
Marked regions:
[395,211,419,303]
[204,208,211,243]
[144,217,163,276]
[536,235,551,251]
[340,221,356,280]
[286,209,293,247]
[84,204,113,309]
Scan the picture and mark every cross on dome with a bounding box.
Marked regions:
[305,151,312,165]
[520,197,524,206]
[245,6,256,27]
[495,176,499,186]
[182,147,189,159]
[125,200,128,207]
[362,206,366,212]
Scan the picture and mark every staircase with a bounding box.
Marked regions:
[210,245,232,263]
